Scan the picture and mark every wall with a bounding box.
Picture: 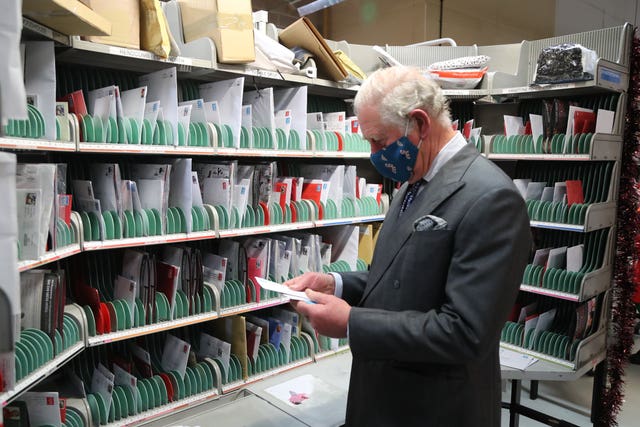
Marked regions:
[554,0,638,36]
[325,0,441,45]
[325,0,555,46]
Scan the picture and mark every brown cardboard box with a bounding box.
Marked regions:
[22,0,111,36]
[179,0,255,64]
[80,0,140,50]
[278,17,348,82]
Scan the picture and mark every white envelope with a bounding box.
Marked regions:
[191,172,203,207]
[177,104,192,145]
[139,67,178,145]
[179,99,206,123]
[24,42,56,140]
[114,275,137,325]
[344,166,357,200]
[546,246,568,269]
[512,179,530,200]
[17,164,55,258]
[88,85,121,119]
[529,114,544,151]
[90,163,123,219]
[566,244,584,272]
[234,178,251,222]
[275,109,292,142]
[595,109,615,134]
[307,112,325,150]
[553,182,567,203]
[0,1,26,124]
[130,164,172,233]
[199,77,245,148]
[121,249,145,296]
[21,392,62,426]
[144,100,161,129]
[203,177,231,212]
[198,333,231,381]
[91,367,114,413]
[161,335,190,379]
[121,86,148,143]
[244,87,276,147]
[242,104,254,147]
[320,225,359,270]
[503,115,524,137]
[274,86,308,143]
[203,101,222,125]
[218,239,241,281]
[324,111,347,134]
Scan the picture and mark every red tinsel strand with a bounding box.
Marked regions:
[600,32,640,426]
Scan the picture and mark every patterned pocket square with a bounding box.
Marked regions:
[413,215,448,231]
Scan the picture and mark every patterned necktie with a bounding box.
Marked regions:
[400,180,423,214]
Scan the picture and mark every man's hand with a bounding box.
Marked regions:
[284,272,335,295]
[291,290,351,338]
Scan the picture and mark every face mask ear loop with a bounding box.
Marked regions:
[404,118,411,137]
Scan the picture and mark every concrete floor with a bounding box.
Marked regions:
[500,361,640,426]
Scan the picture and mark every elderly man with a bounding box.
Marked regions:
[286,66,531,426]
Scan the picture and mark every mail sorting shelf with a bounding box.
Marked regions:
[0,305,86,407]
[5,9,386,423]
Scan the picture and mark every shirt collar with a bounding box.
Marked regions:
[422,131,468,182]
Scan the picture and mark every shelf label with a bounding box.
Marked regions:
[599,67,621,85]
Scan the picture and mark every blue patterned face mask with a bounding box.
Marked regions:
[369,122,422,182]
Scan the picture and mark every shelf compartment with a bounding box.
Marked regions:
[86,287,288,346]
[18,244,81,272]
[102,387,220,427]
[0,341,84,407]
[520,227,614,301]
[529,201,616,233]
[500,328,606,371]
[520,265,611,302]
[490,59,629,98]
[487,133,622,161]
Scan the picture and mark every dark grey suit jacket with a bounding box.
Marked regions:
[341,144,532,426]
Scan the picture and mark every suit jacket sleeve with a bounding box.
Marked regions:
[348,187,531,364]
[340,271,368,305]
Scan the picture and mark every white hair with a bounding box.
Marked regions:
[353,66,451,129]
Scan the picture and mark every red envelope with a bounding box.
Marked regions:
[289,202,297,223]
[59,90,88,116]
[247,257,264,303]
[301,180,323,204]
[565,180,584,205]
[259,202,269,225]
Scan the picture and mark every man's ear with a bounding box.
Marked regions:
[409,109,431,140]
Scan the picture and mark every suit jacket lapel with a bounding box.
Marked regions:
[360,144,479,304]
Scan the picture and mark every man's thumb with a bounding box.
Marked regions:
[305,289,329,303]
